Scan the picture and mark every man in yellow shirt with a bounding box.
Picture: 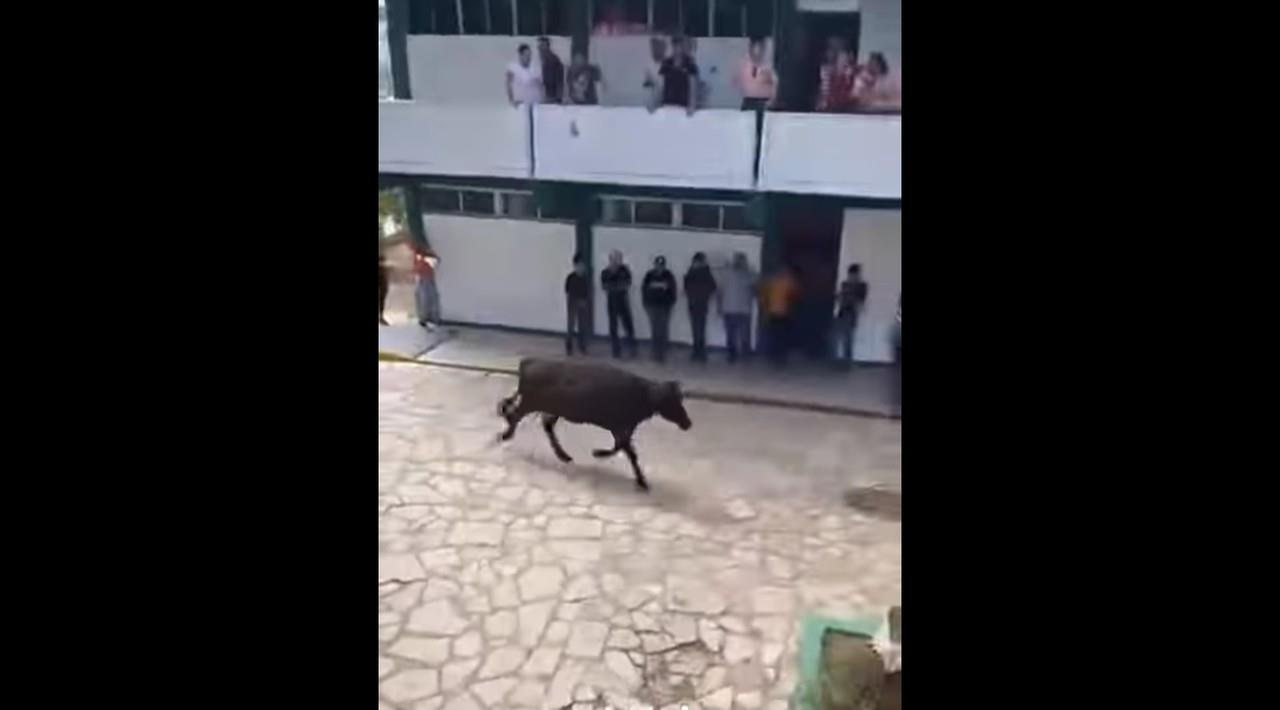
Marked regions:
[760,265,798,367]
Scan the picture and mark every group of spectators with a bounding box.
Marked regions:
[563,251,875,369]
[506,37,606,107]
[816,38,900,113]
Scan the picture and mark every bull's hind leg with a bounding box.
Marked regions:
[620,439,649,492]
[496,393,528,442]
[541,414,574,463]
[592,427,633,459]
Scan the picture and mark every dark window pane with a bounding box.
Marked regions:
[408,0,433,34]
[434,0,461,34]
[635,200,673,225]
[601,199,632,224]
[681,203,720,230]
[624,0,648,24]
[489,0,515,34]
[545,0,572,35]
[517,0,543,34]
[501,192,537,218]
[745,0,773,39]
[461,0,488,33]
[653,0,680,33]
[713,0,744,37]
[461,190,496,214]
[422,187,461,212]
[722,204,752,231]
[683,0,709,37]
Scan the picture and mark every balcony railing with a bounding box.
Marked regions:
[378,100,901,198]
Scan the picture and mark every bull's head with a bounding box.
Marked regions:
[652,381,692,431]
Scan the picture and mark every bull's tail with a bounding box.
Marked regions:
[498,392,522,418]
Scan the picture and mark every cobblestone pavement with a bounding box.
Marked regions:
[379,363,902,710]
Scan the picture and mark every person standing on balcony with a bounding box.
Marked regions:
[566,51,604,105]
[736,37,777,112]
[601,250,638,358]
[506,44,544,107]
[642,256,678,363]
[683,252,717,363]
[853,52,901,112]
[717,252,758,363]
[832,263,869,367]
[564,252,592,356]
[653,36,699,115]
[411,242,442,330]
[537,37,565,104]
[817,43,857,112]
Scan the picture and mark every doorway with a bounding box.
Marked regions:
[774,194,843,359]
[778,10,861,111]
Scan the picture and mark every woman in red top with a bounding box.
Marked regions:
[412,243,441,329]
[816,46,858,113]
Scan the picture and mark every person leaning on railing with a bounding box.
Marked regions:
[852,52,902,112]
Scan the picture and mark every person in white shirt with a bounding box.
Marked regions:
[505,44,544,107]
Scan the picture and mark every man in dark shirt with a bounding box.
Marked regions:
[642,255,679,363]
[601,250,638,358]
[683,252,717,362]
[538,37,565,104]
[564,253,591,355]
[655,36,699,114]
[833,263,869,367]
[566,51,604,105]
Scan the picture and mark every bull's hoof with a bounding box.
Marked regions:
[497,431,514,443]
[592,448,617,458]
[554,451,574,463]
[635,479,651,492]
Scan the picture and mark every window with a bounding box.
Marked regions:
[378,2,392,99]
[517,0,544,34]
[488,0,515,34]
[681,202,720,230]
[652,0,680,33]
[421,187,462,212]
[635,200,673,226]
[713,0,744,37]
[460,190,496,215]
[682,0,709,37]
[501,192,538,219]
[601,198,633,224]
[721,204,751,232]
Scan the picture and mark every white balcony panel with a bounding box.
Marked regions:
[534,105,756,190]
[758,113,901,199]
[378,101,531,178]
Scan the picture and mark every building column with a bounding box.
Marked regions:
[386,0,412,100]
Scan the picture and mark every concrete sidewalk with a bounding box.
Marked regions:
[396,326,900,419]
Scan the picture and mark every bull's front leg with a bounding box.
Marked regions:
[496,394,528,442]
[541,414,573,463]
[620,439,649,492]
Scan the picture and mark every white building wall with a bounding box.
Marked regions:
[758,112,901,198]
[423,214,577,332]
[593,227,762,348]
[858,0,902,71]
[379,101,532,178]
[407,35,573,105]
[837,208,901,363]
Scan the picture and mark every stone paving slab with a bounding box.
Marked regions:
[379,363,902,710]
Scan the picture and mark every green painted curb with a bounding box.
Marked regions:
[793,613,885,710]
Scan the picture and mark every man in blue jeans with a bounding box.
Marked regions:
[716,252,757,363]
[832,263,868,367]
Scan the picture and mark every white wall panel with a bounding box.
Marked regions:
[379,101,532,178]
[593,227,762,348]
[534,105,756,189]
[407,35,573,105]
[837,209,901,363]
[424,214,576,332]
[858,0,902,72]
[758,112,901,198]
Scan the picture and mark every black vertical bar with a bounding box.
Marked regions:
[387,0,413,99]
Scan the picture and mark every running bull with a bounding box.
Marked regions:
[496,358,692,491]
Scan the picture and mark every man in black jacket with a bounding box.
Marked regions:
[642,255,678,363]
[601,250,638,358]
[564,252,591,355]
[683,252,717,362]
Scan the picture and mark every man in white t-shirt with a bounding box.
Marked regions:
[505,44,544,107]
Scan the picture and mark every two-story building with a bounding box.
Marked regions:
[378,0,901,362]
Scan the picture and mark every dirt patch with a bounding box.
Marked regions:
[842,486,902,521]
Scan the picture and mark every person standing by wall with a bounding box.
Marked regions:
[760,264,799,367]
[601,250,638,358]
[412,242,441,330]
[683,252,717,363]
[652,36,699,115]
[506,44,544,107]
[537,37,565,104]
[565,50,605,105]
[736,37,778,112]
[832,263,869,367]
[564,252,592,356]
[642,256,678,363]
[816,43,857,112]
[378,248,390,326]
[717,252,757,363]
